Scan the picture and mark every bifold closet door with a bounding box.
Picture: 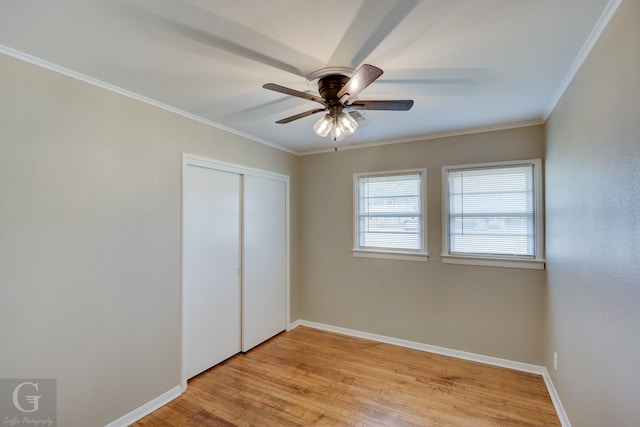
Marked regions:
[182,165,241,380]
[242,175,286,352]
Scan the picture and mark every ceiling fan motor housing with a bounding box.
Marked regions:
[318,75,350,103]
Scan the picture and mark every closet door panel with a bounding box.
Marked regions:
[183,165,241,380]
[242,175,286,352]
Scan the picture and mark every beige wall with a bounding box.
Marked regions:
[299,126,546,364]
[544,0,640,425]
[0,53,300,426]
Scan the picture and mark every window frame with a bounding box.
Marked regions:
[441,159,545,270]
[353,168,428,262]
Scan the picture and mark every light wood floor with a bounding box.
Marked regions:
[134,327,560,426]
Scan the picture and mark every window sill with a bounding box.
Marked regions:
[352,249,429,262]
[441,254,545,270]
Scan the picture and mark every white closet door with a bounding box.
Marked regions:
[183,165,241,380]
[242,175,286,352]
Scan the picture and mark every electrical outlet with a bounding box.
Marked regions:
[553,352,558,371]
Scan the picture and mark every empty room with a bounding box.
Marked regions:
[1,1,638,426]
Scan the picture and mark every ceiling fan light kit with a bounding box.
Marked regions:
[313,104,359,141]
[263,64,414,148]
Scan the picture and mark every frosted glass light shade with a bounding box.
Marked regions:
[313,114,333,137]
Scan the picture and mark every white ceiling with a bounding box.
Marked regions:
[0,0,615,154]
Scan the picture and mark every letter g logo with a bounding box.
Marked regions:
[12,381,41,413]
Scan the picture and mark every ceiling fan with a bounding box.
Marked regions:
[263,64,414,143]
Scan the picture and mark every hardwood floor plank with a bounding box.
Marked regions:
[135,327,560,426]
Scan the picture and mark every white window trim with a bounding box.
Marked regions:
[353,169,429,262]
[352,249,428,262]
[441,159,545,270]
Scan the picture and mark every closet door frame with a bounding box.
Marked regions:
[180,153,290,387]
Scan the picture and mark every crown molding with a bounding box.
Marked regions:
[3,0,621,161]
[544,0,623,119]
[0,45,297,155]
[299,119,545,156]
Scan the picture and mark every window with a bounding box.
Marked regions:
[353,169,427,261]
[442,160,545,269]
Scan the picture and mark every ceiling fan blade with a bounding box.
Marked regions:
[263,83,327,107]
[348,100,414,111]
[328,0,420,68]
[121,3,323,78]
[377,68,497,85]
[275,108,326,124]
[337,64,383,101]
[226,95,306,121]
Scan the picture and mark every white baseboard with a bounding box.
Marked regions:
[295,319,544,373]
[104,384,182,427]
[541,368,572,427]
[104,322,571,427]
[287,319,302,331]
[292,319,571,427]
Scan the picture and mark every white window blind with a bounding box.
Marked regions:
[447,164,536,257]
[356,172,423,252]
